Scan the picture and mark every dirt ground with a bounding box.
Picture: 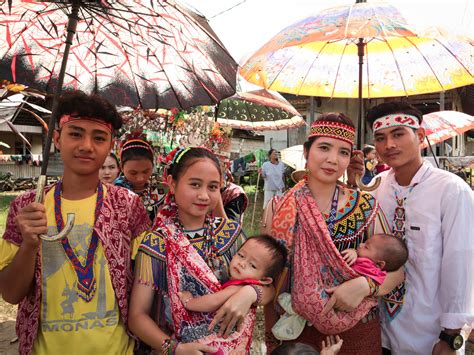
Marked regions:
[0,298,17,355]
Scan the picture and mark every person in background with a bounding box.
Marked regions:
[99,152,120,184]
[270,336,343,355]
[216,154,248,223]
[362,145,377,184]
[374,152,390,175]
[348,101,474,355]
[260,148,285,208]
[115,135,166,222]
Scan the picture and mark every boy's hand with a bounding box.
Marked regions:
[14,202,47,248]
[321,335,343,355]
[341,249,357,266]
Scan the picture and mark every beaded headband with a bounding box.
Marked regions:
[172,147,191,166]
[308,121,356,145]
[120,139,154,159]
[59,114,112,132]
[163,146,216,179]
[372,113,420,133]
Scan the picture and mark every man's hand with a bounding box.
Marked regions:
[14,202,47,248]
[341,249,358,266]
[347,150,365,187]
[432,340,456,355]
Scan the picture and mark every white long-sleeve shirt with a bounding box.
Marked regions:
[371,162,474,355]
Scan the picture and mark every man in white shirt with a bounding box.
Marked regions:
[260,148,286,208]
[359,102,474,355]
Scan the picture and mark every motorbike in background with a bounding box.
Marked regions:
[0,171,15,191]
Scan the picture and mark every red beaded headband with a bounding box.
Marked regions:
[59,114,113,132]
[308,121,355,145]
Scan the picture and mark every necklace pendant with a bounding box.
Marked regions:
[212,258,222,269]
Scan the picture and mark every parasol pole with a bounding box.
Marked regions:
[425,136,440,168]
[250,171,261,230]
[356,37,365,149]
[353,23,380,190]
[35,2,81,241]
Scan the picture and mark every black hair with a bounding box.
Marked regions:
[362,145,375,157]
[303,112,355,153]
[121,140,154,166]
[57,90,122,131]
[366,102,423,127]
[245,234,288,280]
[268,148,277,157]
[270,342,318,355]
[376,234,409,271]
[108,152,120,167]
[168,147,221,181]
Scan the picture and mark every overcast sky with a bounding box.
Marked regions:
[183,0,473,64]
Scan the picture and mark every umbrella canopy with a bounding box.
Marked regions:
[280,144,307,183]
[216,89,305,131]
[280,144,305,170]
[0,0,238,241]
[0,0,237,109]
[421,111,474,149]
[240,2,473,100]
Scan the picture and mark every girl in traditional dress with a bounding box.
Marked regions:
[114,135,166,222]
[262,113,405,354]
[129,147,272,354]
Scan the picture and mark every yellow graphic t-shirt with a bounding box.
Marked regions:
[0,186,136,354]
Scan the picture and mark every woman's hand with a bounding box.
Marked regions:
[178,291,193,310]
[322,277,369,314]
[175,342,217,355]
[209,285,256,338]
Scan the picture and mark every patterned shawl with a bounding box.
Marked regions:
[221,183,248,212]
[272,181,378,334]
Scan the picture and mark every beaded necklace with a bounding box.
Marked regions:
[137,184,157,212]
[326,185,340,237]
[54,180,103,302]
[174,214,223,273]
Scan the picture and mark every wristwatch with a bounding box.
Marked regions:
[439,330,464,350]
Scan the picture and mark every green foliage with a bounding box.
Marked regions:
[242,185,264,237]
[0,193,18,235]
